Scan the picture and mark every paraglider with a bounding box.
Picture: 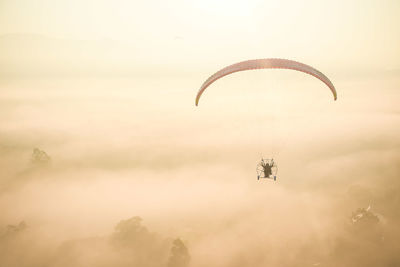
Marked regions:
[195,58,337,106]
[194,58,337,181]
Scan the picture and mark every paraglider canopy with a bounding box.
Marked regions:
[195,58,337,106]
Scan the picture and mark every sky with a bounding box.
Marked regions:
[1,0,399,73]
[0,0,400,266]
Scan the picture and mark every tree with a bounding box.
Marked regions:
[167,239,190,267]
[31,148,51,165]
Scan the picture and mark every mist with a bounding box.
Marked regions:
[1,70,399,266]
[1,0,400,265]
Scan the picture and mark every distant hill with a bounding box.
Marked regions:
[0,34,142,77]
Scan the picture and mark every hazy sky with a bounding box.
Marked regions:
[1,0,399,73]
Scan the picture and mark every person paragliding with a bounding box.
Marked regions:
[257,158,277,181]
[195,58,337,182]
[261,160,272,178]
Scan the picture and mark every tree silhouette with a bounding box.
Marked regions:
[31,148,51,165]
[167,238,190,267]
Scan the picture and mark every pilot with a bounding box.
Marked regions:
[262,160,272,178]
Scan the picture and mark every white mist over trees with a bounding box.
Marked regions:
[0,216,190,267]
